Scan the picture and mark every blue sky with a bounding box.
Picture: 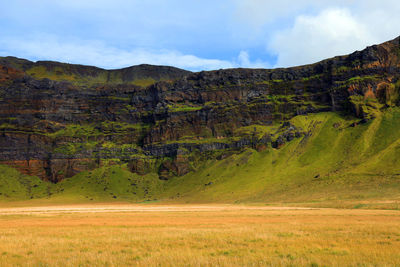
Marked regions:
[1,0,399,71]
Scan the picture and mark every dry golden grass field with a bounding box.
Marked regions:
[0,204,399,267]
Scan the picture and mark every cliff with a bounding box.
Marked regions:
[1,36,400,182]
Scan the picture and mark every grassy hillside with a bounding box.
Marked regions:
[1,109,400,207]
[0,165,50,201]
[158,110,400,207]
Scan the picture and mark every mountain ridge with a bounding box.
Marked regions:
[2,35,399,73]
[0,56,191,87]
[0,36,400,205]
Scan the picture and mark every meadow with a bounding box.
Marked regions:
[0,205,399,266]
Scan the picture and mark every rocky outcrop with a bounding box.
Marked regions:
[1,36,400,181]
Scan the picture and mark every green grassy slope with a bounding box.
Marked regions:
[0,165,50,201]
[0,165,164,204]
[50,166,163,203]
[1,109,400,207]
[161,110,400,206]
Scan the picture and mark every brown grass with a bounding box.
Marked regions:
[0,205,399,266]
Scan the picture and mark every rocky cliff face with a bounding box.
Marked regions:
[1,37,400,182]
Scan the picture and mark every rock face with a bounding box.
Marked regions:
[1,37,400,182]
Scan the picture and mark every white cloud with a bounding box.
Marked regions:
[234,0,400,67]
[233,0,351,27]
[268,8,376,67]
[0,36,268,71]
[238,51,251,66]
[354,1,400,42]
[237,51,270,68]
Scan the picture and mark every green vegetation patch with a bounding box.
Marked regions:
[334,66,352,74]
[100,121,150,132]
[48,124,101,138]
[347,75,381,83]
[302,74,323,81]
[167,104,202,112]
[349,95,385,119]
[26,66,78,82]
[131,78,157,87]
[53,141,98,156]
[234,124,277,139]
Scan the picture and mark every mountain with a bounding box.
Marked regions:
[0,56,191,87]
[0,37,400,205]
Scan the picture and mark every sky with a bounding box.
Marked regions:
[0,0,399,71]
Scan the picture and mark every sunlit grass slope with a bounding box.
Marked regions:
[163,110,400,206]
[0,165,51,201]
[50,166,164,203]
[1,109,400,206]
